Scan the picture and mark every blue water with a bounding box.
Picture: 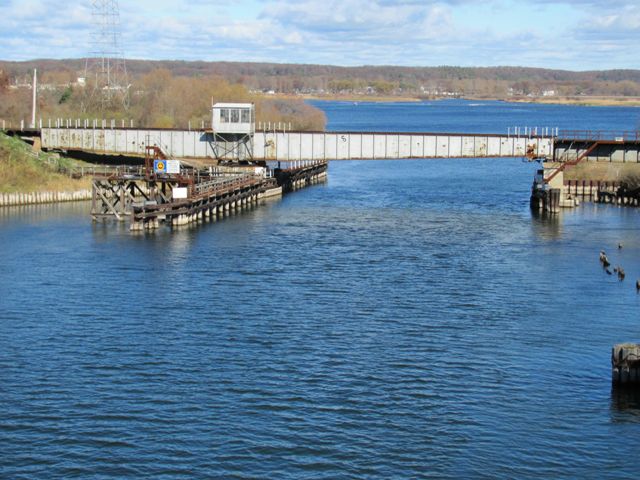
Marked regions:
[310,98,640,134]
[2,100,640,479]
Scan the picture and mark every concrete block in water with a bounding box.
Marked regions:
[612,343,640,385]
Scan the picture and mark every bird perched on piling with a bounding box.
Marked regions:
[599,251,611,268]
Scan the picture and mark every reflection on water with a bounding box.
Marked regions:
[611,386,640,422]
[530,209,564,240]
[0,201,91,223]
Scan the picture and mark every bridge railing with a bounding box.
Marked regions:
[557,130,640,141]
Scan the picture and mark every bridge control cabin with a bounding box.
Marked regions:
[211,103,255,162]
[212,103,255,135]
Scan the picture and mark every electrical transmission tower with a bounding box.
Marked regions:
[83,0,129,113]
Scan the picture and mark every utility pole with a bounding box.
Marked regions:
[31,69,37,129]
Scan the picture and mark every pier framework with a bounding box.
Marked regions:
[90,159,328,231]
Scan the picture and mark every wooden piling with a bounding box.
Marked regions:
[612,343,640,385]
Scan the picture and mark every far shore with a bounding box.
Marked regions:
[264,93,640,107]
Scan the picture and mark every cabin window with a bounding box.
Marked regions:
[241,109,250,123]
[220,109,230,123]
[231,109,240,123]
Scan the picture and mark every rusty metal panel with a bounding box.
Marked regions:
[41,129,51,147]
[296,133,310,159]
[373,135,386,159]
[324,134,337,160]
[348,133,362,159]
[67,129,82,149]
[263,132,277,160]
[409,136,422,157]
[398,135,411,158]
[486,137,501,156]
[254,132,266,159]
[461,137,475,157]
[381,134,399,158]
[423,135,436,157]
[499,138,511,157]
[170,131,183,157]
[94,129,106,152]
[287,133,302,160]
[359,134,373,159]
[58,129,70,149]
[135,130,145,155]
[435,136,450,157]
[309,133,322,160]
[538,138,552,157]
[113,130,126,153]
[474,137,488,157]
[193,132,208,158]
[335,133,349,159]
[275,133,288,160]
[81,129,91,151]
[99,130,113,152]
[146,131,164,153]
[448,136,463,157]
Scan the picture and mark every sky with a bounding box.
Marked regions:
[0,0,638,70]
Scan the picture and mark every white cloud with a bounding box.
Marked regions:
[0,0,636,70]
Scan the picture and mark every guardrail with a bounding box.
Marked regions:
[558,130,640,141]
[194,174,254,196]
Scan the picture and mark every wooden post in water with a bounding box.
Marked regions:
[612,344,640,385]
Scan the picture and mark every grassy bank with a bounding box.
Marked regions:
[0,132,91,193]
[296,92,640,107]
[508,96,640,107]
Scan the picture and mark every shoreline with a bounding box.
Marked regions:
[0,189,92,207]
[278,93,640,107]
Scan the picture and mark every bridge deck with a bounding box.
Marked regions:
[40,127,552,161]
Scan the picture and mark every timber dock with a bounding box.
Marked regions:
[91,146,327,231]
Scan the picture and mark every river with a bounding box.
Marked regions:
[1,100,640,478]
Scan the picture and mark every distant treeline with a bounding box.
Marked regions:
[3,59,640,98]
[0,62,326,130]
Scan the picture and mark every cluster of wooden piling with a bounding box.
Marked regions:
[563,180,640,206]
[530,187,565,213]
[275,161,328,193]
[0,189,92,207]
[565,180,618,202]
[612,344,640,385]
[530,179,640,213]
[596,190,640,206]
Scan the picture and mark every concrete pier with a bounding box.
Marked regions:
[612,344,640,385]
